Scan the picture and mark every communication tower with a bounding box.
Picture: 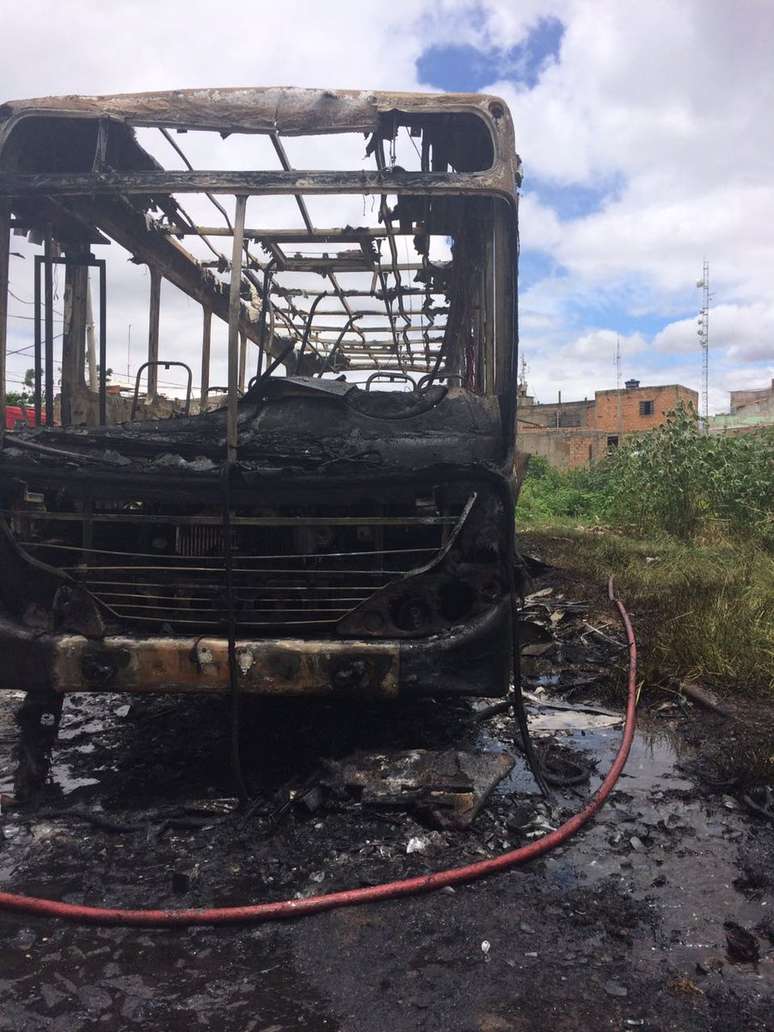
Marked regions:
[696,262,710,428]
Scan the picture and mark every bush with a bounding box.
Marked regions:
[521,528,774,696]
[604,405,773,543]
[518,406,774,546]
[517,455,608,524]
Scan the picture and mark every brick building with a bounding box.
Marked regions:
[518,379,698,469]
[729,379,774,419]
[709,379,774,435]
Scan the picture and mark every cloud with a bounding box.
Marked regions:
[471,0,774,412]
[654,303,774,363]
[3,1,772,415]
[1,1,441,393]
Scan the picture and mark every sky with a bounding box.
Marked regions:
[2,0,773,411]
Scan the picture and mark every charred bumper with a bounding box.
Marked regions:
[0,599,511,699]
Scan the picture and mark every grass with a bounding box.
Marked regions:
[518,527,774,697]
[516,458,608,527]
[518,409,774,547]
[515,408,774,696]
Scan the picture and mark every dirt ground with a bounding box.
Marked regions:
[1,568,772,1032]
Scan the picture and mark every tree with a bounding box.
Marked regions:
[5,390,31,406]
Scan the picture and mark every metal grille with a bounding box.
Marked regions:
[9,498,462,635]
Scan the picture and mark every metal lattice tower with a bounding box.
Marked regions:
[519,353,528,390]
[696,261,710,427]
[615,334,623,438]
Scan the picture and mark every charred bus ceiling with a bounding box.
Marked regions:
[0,87,521,701]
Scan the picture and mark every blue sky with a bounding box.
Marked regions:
[417,16,565,92]
[415,16,701,399]
[3,1,772,412]
[410,3,774,412]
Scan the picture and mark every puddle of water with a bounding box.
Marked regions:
[510,716,774,990]
[472,698,773,980]
[528,709,622,733]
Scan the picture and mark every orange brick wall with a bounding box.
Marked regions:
[517,426,611,470]
[591,385,697,433]
[517,383,699,469]
[730,380,774,413]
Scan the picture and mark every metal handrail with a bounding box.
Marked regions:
[365,372,415,392]
[416,373,463,391]
[131,360,192,419]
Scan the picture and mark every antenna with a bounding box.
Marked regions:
[615,334,623,439]
[519,353,528,390]
[696,261,710,429]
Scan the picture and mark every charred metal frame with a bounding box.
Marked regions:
[32,253,107,426]
[132,360,192,420]
[0,87,521,704]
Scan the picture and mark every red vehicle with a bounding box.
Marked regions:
[4,404,46,430]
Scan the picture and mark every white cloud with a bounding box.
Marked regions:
[654,303,774,363]
[518,193,563,252]
[473,0,774,411]
[2,1,772,414]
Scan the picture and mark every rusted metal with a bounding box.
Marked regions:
[0,86,505,131]
[131,361,192,420]
[97,257,107,426]
[323,749,515,829]
[0,600,510,699]
[164,226,392,242]
[29,194,290,373]
[146,266,162,399]
[43,239,55,424]
[0,168,514,201]
[227,195,247,464]
[0,86,521,704]
[33,252,41,423]
[238,331,247,394]
[200,308,211,413]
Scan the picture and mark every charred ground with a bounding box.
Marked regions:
[1,559,772,1032]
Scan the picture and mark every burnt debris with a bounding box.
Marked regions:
[0,88,522,737]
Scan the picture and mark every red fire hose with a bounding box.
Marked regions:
[0,577,637,927]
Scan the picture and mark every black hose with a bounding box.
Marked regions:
[509,571,552,798]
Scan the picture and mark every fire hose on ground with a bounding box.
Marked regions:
[0,577,638,927]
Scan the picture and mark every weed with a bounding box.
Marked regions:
[515,411,774,694]
[517,406,773,546]
[521,528,774,696]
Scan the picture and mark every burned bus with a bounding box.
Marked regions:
[0,88,521,723]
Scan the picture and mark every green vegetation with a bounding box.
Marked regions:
[4,369,34,407]
[4,391,32,406]
[517,455,607,525]
[519,406,773,545]
[521,528,773,695]
[517,407,774,695]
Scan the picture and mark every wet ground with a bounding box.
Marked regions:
[1,575,772,1031]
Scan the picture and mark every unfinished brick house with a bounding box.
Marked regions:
[517,379,698,469]
[709,379,774,434]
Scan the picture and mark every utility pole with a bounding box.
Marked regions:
[696,261,710,429]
